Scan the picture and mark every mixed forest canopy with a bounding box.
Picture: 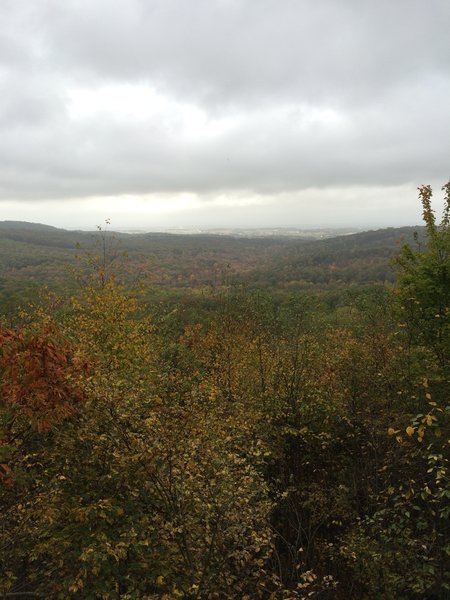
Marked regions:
[0,184,449,599]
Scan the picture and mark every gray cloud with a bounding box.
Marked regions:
[42,0,450,106]
[0,0,449,222]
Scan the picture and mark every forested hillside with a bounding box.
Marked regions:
[0,219,421,312]
[1,185,449,599]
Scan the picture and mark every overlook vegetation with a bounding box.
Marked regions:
[0,185,449,599]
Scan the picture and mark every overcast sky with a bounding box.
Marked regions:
[1,0,449,229]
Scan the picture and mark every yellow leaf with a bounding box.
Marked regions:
[406,426,415,437]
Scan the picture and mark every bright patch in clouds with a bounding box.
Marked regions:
[67,84,241,140]
[93,192,200,216]
[67,83,346,144]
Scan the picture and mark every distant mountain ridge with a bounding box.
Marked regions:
[0,221,425,297]
[0,221,62,232]
[0,220,423,240]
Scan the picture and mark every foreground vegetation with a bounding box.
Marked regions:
[1,185,449,598]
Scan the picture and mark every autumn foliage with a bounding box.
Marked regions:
[0,324,86,431]
[0,185,449,599]
[0,322,87,493]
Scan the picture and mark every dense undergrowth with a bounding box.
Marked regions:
[1,185,449,599]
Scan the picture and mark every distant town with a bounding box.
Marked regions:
[113,227,362,239]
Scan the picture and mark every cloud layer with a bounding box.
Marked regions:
[0,0,449,226]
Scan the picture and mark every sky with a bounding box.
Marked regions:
[0,0,449,230]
